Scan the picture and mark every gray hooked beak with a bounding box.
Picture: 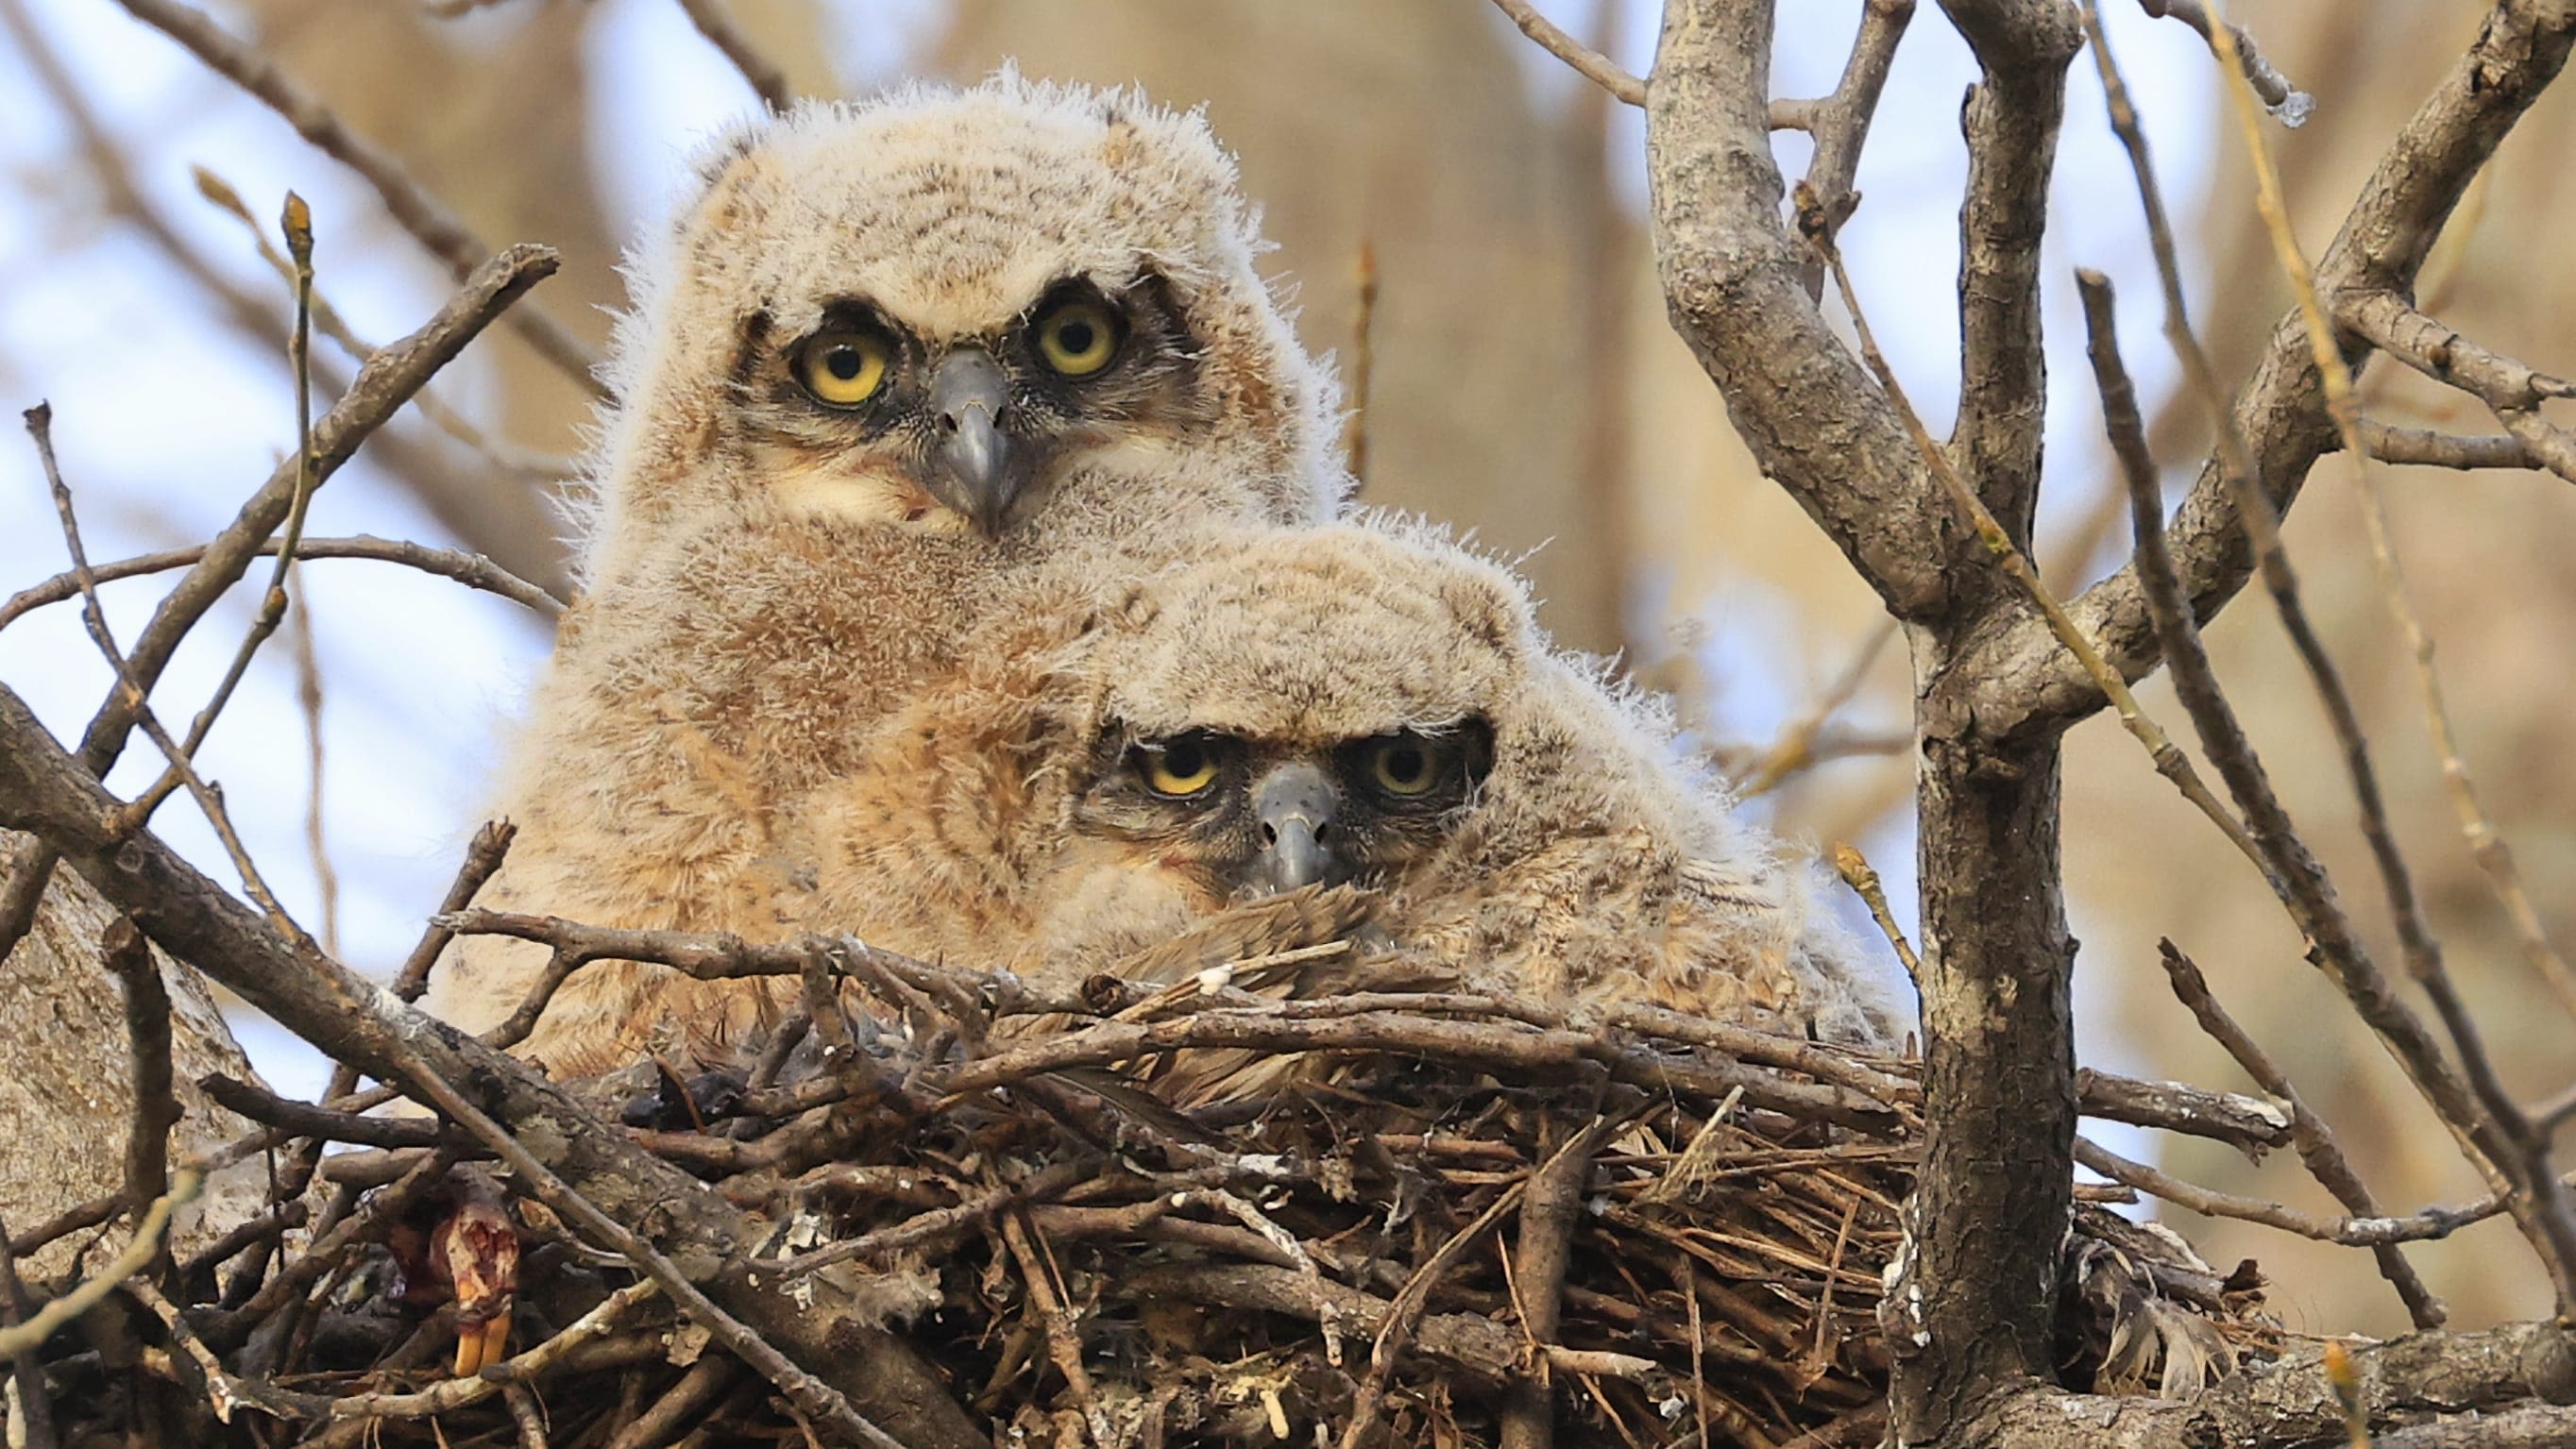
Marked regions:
[1246,761,1341,896]
[924,349,1018,539]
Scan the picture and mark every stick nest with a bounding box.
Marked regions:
[37,958,2281,1449]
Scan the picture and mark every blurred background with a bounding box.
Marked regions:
[0,0,2567,1337]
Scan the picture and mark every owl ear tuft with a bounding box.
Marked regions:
[1442,570,1528,654]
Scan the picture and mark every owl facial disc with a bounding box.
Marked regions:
[925,349,1020,538]
[1248,760,1340,894]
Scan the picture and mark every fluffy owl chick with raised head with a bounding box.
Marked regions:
[427,75,1341,1077]
[790,523,1907,1046]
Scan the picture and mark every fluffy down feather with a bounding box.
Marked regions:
[427,74,1341,1077]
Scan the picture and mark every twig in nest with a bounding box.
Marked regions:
[1500,1115,1620,1449]
[606,1354,739,1449]
[2156,940,2440,1326]
[1485,0,1644,105]
[309,1280,663,1443]
[0,1171,199,1358]
[1339,1180,1530,1448]
[205,1148,457,1350]
[999,1209,1110,1444]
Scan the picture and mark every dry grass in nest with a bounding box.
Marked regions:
[28,946,2281,1449]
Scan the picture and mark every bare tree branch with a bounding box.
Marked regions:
[0,535,563,635]
[1647,0,1951,617]
[1790,0,1915,297]
[1940,0,2082,563]
[2138,0,2310,118]
[1970,0,2576,741]
[0,683,987,1449]
[0,244,556,965]
[107,0,605,396]
[1488,0,1646,104]
[2360,419,2554,473]
[2154,941,2441,1324]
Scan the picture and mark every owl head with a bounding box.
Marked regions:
[581,72,1339,576]
[1061,521,1544,901]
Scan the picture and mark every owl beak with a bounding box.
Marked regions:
[924,349,1020,538]
[1246,761,1341,896]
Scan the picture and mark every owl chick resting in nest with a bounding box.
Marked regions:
[785,520,1910,1058]
[426,75,1343,1077]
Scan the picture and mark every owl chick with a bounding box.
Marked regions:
[787,522,1908,1048]
[427,75,1341,1077]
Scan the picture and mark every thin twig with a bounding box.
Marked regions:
[2136,0,2308,118]
[0,1171,199,1358]
[2157,941,2442,1327]
[0,242,558,969]
[1500,1115,1618,1449]
[288,598,338,956]
[2083,4,2571,1294]
[1802,191,2268,881]
[0,534,563,633]
[1791,0,1913,298]
[1486,0,1645,104]
[999,1209,1109,1446]
[2205,0,2576,1301]
[1337,1181,1531,1449]
[1737,619,1898,795]
[0,1206,59,1449]
[673,0,791,110]
[2359,420,2547,474]
[1826,842,1919,990]
[193,165,574,482]
[25,402,302,931]
[110,0,604,394]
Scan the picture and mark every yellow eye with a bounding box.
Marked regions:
[1368,737,1444,798]
[795,331,890,406]
[1139,735,1220,797]
[1034,300,1119,377]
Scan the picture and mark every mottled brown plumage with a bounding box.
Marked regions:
[425,76,1340,1076]
[784,521,1908,1047]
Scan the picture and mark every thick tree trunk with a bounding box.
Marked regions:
[1892,684,2076,1437]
